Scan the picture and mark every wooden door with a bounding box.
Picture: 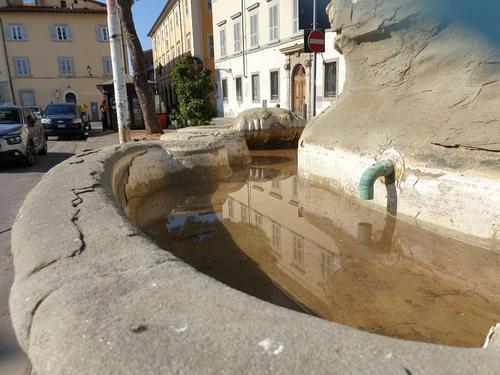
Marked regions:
[292,65,306,113]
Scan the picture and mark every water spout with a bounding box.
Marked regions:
[359,160,395,200]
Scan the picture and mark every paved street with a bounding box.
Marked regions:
[0,126,118,375]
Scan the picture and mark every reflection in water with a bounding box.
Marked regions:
[130,149,500,348]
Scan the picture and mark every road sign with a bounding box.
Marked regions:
[304,29,325,53]
[298,0,330,30]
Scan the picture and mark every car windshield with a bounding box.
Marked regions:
[45,105,77,116]
[0,108,22,125]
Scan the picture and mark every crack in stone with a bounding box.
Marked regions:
[70,209,86,258]
[0,227,12,235]
[26,289,57,349]
[431,142,500,153]
[76,149,101,158]
[27,259,59,277]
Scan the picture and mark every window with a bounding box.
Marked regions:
[235,76,242,102]
[233,17,241,53]
[96,25,109,42]
[321,252,334,280]
[51,24,72,41]
[207,0,212,11]
[271,179,281,194]
[8,25,27,41]
[270,70,279,101]
[219,25,226,57]
[102,57,112,75]
[272,223,281,250]
[176,42,181,57]
[240,204,247,224]
[208,34,214,58]
[228,198,234,218]
[14,57,30,76]
[293,0,299,34]
[254,212,263,228]
[251,73,260,101]
[324,61,338,98]
[221,78,228,101]
[268,0,279,42]
[185,33,191,51]
[292,235,305,268]
[175,10,179,26]
[249,8,259,48]
[19,90,35,106]
[58,57,74,76]
[60,0,67,8]
[185,0,189,15]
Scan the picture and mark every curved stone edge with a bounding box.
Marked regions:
[9,142,500,375]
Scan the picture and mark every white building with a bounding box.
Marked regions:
[212,0,345,118]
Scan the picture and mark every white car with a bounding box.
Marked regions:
[0,106,47,166]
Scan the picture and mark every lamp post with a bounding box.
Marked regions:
[106,0,130,143]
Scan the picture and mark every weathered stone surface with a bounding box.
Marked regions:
[233,108,305,148]
[161,128,251,167]
[299,0,500,240]
[9,143,500,374]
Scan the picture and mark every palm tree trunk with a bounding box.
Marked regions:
[116,0,163,134]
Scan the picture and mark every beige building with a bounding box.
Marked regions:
[148,0,215,113]
[0,0,111,120]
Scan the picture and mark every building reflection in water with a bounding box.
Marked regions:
[133,150,500,348]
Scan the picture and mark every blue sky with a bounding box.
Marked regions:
[132,0,167,50]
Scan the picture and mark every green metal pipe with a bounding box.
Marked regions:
[358,160,395,200]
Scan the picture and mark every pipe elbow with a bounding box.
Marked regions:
[358,160,395,201]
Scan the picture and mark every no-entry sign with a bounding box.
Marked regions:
[304,29,325,53]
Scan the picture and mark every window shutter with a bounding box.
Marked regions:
[21,26,27,41]
[49,25,57,41]
[96,26,101,41]
[4,26,12,41]
[26,57,31,75]
[67,26,73,41]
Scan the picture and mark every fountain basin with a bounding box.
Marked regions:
[9,141,500,375]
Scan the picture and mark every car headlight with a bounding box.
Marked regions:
[7,129,22,136]
[41,118,51,125]
[72,118,82,124]
[5,136,22,145]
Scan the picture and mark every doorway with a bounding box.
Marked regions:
[65,92,77,104]
[292,64,306,113]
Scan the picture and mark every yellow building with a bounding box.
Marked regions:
[148,0,215,112]
[0,0,111,120]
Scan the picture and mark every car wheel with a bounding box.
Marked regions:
[39,137,48,155]
[79,131,86,140]
[24,141,36,167]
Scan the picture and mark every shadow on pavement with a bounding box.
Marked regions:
[0,152,74,174]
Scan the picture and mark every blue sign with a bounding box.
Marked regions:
[298,0,331,30]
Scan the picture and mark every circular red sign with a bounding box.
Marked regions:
[308,30,325,53]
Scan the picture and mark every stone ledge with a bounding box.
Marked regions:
[9,142,500,374]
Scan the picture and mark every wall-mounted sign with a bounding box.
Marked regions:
[304,29,325,53]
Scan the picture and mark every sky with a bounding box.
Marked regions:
[131,0,168,50]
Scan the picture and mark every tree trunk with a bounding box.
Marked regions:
[116,0,163,134]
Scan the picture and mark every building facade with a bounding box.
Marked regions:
[212,0,345,118]
[148,0,215,113]
[0,0,110,120]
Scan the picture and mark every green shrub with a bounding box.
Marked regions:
[172,53,217,127]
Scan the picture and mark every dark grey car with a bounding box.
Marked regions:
[41,103,88,139]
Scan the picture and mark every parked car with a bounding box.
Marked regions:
[41,103,88,139]
[27,106,43,119]
[0,106,47,166]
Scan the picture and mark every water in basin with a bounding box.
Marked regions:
[128,149,500,348]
